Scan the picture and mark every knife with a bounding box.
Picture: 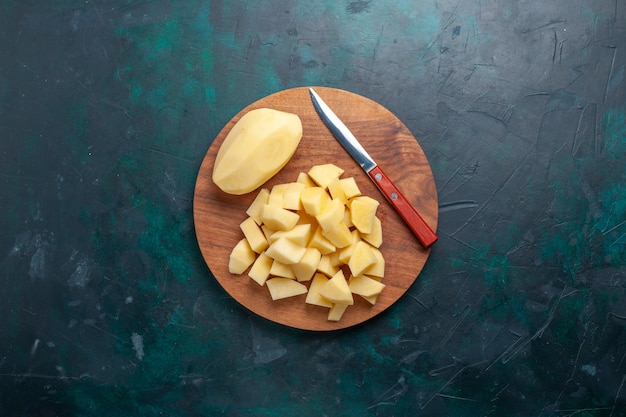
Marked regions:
[309,88,438,248]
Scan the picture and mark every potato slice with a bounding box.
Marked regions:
[266,278,307,300]
[307,163,345,188]
[361,294,379,305]
[315,199,345,232]
[269,260,295,279]
[300,186,330,216]
[240,217,269,253]
[322,220,352,248]
[319,270,353,305]
[228,238,256,274]
[326,251,342,267]
[348,241,377,277]
[283,182,306,211]
[269,223,312,247]
[308,227,336,255]
[348,275,386,297]
[343,209,353,228]
[327,177,348,205]
[268,183,290,207]
[338,229,361,264]
[339,177,361,199]
[328,303,350,322]
[261,204,299,231]
[248,252,273,286]
[246,188,270,225]
[261,225,274,243]
[305,273,333,308]
[350,195,380,234]
[296,172,316,187]
[296,210,317,226]
[363,246,385,278]
[361,216,382,248]
[292,247,321,282]
[317,254,340,277]
[265,237,306,265]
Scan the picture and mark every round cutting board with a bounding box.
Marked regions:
[193,87,438,331]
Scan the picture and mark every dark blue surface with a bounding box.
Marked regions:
[1,1,625,416]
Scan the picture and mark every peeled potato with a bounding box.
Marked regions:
[212,108,302,195]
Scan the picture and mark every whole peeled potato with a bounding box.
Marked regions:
[212,108,302,195]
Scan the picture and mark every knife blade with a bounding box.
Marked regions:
[309,88,438,248]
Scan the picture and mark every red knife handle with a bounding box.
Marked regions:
[368,166,438,248]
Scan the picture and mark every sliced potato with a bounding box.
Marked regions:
[269,259,295,279]
[307,163,344,188]
[268,183,290,207]
[228,238,256,274]
[327,177,348,204]
[240,217,269,253]
[350,195,380,234]
[266,278,307,300]
[300,187,330,216]
[248,252,273,286]
[261,204,299,231]
[283,182,306,211]
[305,273,333,308]
[322,220,353,248]
[319,270,354,305]
[348,240,377,277]
[348,274,386,297]
[328,303,350,322]
[317,254,340,277]
[339,177,361,199]
[292,247,322,282]
[296,172,316,187]
[308,227,336,255]
[265,237,307,265]
[316,199,345,232]
[363,246,385,278]
[361,216,382,248]
[246,188,270,225]
[228,163,388,322]
[270,223,312,247]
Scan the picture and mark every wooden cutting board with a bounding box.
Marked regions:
[193,87,438,331]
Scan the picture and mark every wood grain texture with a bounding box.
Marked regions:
[193,87,438,331]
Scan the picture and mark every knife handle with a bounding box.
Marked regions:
[368,166,438,248]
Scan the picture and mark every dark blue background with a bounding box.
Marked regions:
[1,1,625,416]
